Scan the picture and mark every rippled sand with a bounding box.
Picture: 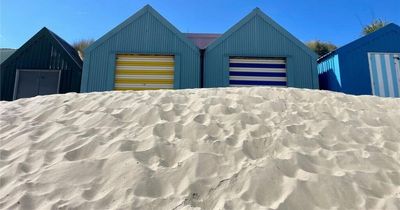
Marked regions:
[1,87,400,210]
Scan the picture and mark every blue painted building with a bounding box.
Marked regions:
[318,23,400,97]
[204,8,319,89]
[81,5,200,92]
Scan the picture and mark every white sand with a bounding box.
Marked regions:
[1,87,400,210]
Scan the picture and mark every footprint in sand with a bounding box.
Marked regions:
[0,149,11,160]
[64,140,97,161]
[153,122,175,140]
[134,177,173,198]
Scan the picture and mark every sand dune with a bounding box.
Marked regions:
[1,87,400,210]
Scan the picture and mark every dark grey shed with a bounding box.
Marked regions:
[0,27,82,101]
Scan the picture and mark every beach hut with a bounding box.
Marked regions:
[81,5,200,92]
[318,23,400,97]
[0,27,82,101]
[203,8,318,89]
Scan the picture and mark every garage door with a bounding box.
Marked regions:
[114,54,174,91]
[229,57,287,87]
[13,69,60,100]
[368,53,400,97]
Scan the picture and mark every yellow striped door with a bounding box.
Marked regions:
[114,54,174,91]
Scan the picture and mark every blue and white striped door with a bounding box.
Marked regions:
[368,53,400,97]
[229,58,287,87]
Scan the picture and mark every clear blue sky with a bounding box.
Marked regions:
[1,0,399,49]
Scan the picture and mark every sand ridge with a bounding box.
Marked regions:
[1,87,400,210]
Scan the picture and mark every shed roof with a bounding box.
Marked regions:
[318,23,400,62]
[85,5,199,54]
[206,8,317,59]
[1,27,82,69]
[48,29,83,67]
[184,33,221,49]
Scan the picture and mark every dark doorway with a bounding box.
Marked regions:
[14,69,61,99]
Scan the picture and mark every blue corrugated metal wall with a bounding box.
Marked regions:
[317,53,342,91]
[204,10,318,89]
[318,23,400,96]
[339,30,400,95]
[81,6,200,92]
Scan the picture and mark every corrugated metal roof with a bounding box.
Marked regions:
[48,28,83,68]
[184,33,221,49]
[338,23,400,53]
[206,8,318,60]
[85,5,200,54]
[318,23,400,62]
[0,48,16,64]
[1,27,82,69]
